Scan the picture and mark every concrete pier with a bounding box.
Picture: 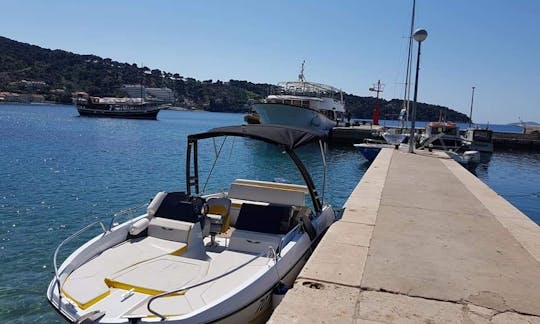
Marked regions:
[270,149,540,323]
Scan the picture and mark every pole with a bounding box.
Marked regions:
[369,80,383,126]
[403,0,416,124]
[468,86,475,128]
[374,80,380,125]
[408,42,422,153]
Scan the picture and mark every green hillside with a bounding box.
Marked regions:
[0,36,469,121]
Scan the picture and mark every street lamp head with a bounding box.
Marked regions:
[413,28,428,43]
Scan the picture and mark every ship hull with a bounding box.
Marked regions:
[77,106,160,120]
[253,103,337,133]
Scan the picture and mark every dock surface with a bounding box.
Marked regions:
[270,149,540,323]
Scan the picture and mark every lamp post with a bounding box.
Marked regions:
[408,28,428,153]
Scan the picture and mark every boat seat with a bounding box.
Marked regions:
[227,179,307,225]
[147,217,193,243]
[152,192,201,223]
[235,203,294,235]
[228,229,283,254]
[206,197,232,233]
[146,191,210,240]
[206,198,232,246]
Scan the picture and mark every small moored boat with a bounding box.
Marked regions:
[419,122,464,150]
[446,150,481,170]
[354,131,407,162]
[463,128,493,153]
[47,125,336,323]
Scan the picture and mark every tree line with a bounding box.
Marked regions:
[0,36,469,122]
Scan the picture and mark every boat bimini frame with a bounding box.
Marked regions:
[186,124,327,213]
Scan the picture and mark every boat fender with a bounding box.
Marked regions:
[147,191,168,217]
[129,218,149,236]
[311,115,321,127]
[272,282,288,309]
[300,214,317,241]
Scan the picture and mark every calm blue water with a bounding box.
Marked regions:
[0,104,538,323]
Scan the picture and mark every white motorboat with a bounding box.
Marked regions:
[47,125,336,323]
[463,128,494,153]
[354,131,407,162]
[446,150,481,170]
[253,62,346,133]
[419,122,465,150]
[354,142,394,162]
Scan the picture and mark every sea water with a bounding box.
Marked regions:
[0,104,538,323]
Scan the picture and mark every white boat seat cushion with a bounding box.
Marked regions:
[148,217,193,243]
[228,179,307,206]
[105,255,209,295]
[227,179,306,225]
[228,230,283,254]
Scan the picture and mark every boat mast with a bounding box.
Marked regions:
[403,0,416,123]
[298,60,306,94]
[369,80,384,126]
[298,60,306,83]
[468,86,476,128]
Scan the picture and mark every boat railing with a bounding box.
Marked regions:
[147,246,280,319]
[108,203,149,230]
[52,220,107,306]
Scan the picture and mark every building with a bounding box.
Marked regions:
[122,85,174,102]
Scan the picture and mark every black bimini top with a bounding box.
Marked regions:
[188,124,325,150]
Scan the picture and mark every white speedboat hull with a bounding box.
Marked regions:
[253,103,337,132]
[47,207,334,323]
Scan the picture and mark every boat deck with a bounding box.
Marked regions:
[63,232,276,319]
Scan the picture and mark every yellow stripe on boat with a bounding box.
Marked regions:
[170,245,187,256]
[61,286,110,310]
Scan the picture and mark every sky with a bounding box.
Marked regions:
[1,0,539,124]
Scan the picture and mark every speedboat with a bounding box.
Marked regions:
[463,128,494,153]
[420,122,465,150]
[354,142,394,162]
[252,62,345,133]
[446,150,481,170]
[354,131,407,162]
[47,125,336,323]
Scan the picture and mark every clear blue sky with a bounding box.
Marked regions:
[1,0,539,123]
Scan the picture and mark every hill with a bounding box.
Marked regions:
[0,36,469,121]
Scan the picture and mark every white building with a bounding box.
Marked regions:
[122,85,174,102]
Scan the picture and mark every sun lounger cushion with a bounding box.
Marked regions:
[147,218,193,243]
[228,230,283,254]
[153,192,199,223]
[235,203,293,235]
